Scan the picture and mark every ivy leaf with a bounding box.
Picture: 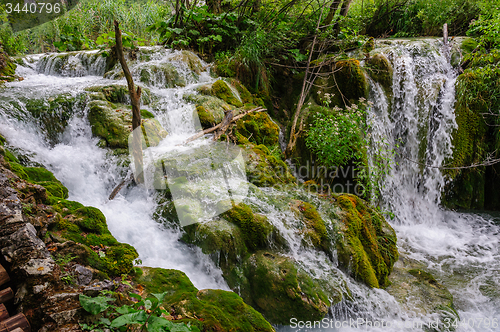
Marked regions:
[79,294,114,315]
[115,305,137,314]
[152,292,168,303]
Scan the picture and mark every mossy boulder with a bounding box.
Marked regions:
[223,203,274,251]
[23,93,84,144]
[386,255,459,327]
[366,54,393,91]
[139,63,187,88]
[182,218,249,271]
[5,153,68,199]
[170,50,204,75]
[442,63,500,210]
[185,94,232,129]
[290,200,331,254]
[135,267,275,332]
[336,194,398,288]
[242,251,336,325]
[235,112,280,147]
[212,80,243,107]
[86,92,166,150]
[85,84,152,105]
[48,198,138,276]
[244,144,296,187]
[313,59,369,107]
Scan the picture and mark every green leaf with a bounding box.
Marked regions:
[111,310,147,327]
[79,294,114,315]
[115,305,137,314]
[146,316,175,332]
[99,317,112,326]
[129,293,142,301]
[152,292,168,303]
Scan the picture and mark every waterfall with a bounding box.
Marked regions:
[1,41,499,332]
[362,39,500,331]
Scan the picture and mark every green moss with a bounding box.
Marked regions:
[336,194,398,288]
[442,63,500,210]
[7,162,69,199]
[171,50,204,75]
[140,109,155,119]
[245,144,296,187]
[0,50,17,81]
[195,105,216,129]
[50,205,138,276]
[85,84,152,105]
[223,203,273,251]
[139,63,186,88]
[363,37,375,53]
[185,94,231,127]
[181,218,249,270]
[135,267,274,332]
[235,112,280,147]
[243,251,334,325]
[291,201,330,253]
[212,80,243,107]
[461,38,478,54]
[366,54,393,91]
[231,79,254,104]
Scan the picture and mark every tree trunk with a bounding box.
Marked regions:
[0,304,8,321]
[114,21,143,184]
[323,0,342,28]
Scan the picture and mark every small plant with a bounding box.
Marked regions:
[21,202,34,215]
[54,253,76,267]
[79,292,198,332]
[61,274,75,285]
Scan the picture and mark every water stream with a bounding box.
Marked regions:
[0,41,499,331]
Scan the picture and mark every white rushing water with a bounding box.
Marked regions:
[1,41,499,332]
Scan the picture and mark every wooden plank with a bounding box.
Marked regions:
[0,288,13,304]
[0,304,8,321]
[0,313,31,332]
[0,265,9,287]
[11,328,24,332]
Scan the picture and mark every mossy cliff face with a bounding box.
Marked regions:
[85,85,167,150]
[336,194,398,288]
[135,267,275,332]
[442,56,500,210]
[244,144,296,187]
[0,138,138,277]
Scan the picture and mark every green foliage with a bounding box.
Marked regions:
[79,292,197,331]
[468,12,500,49]
[306,103,367,167]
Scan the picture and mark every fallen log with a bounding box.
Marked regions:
[0,313,31,332]
[0,288,13,304]
[183,107,265,144]
[0,304,8,321]
[0,265,9,287]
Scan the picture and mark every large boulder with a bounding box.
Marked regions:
[336,194,399,288]
[135,267,275,332]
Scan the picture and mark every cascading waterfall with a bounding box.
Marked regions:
[362,39,500,331]
[0,40,498,332]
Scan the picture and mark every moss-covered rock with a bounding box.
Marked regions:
[336,194,398,288]
[23,93,84,144]
[86,90,166,150]
[313,59,369,107]
[442,63,500,210]
[243,251,336,325]
[366,54,393,91]
[212,79,243,107]
[244,144,296,187]
[386,255,459,327]
[48,198,138,276]
[223,203,273,251]
[235,112,280,147]
[170,50,204,75]
[135,267,275,332]
[84,84,152,105]
[185,94,232,129]
[290,200,331,254]
[139,63,187,88]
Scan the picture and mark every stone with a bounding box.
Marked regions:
[74,264,92,286]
